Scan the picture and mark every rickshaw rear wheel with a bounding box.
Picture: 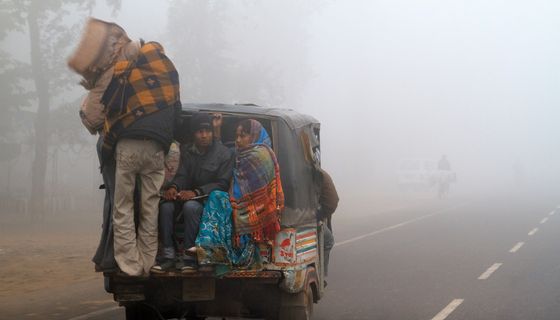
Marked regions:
[277,281,314,320]
[124,303,159,320]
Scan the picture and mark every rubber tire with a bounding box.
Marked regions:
[277,285,314,320]
[125,303,159,320]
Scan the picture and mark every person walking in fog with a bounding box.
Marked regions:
[438,155,451,171]
[437,155,453,198]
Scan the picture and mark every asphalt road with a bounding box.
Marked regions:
[315,191,560,320]
[7,190,560,320]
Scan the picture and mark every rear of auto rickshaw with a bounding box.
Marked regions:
[105,103,328,320]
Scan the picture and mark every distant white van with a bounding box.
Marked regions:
[396,158,438,191]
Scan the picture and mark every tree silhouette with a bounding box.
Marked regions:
[0,0,120,220]
[0,50,32,162]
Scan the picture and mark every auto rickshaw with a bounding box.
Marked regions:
[106,103,327,320]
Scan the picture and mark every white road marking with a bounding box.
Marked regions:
[528,228,539,236]
[67,306,120,320]
[509,242,524,253]
[540,217,549,224]
[549,211,555,216]
[431,299,464,320]
[334,204,466,247]
[478,263,503,280]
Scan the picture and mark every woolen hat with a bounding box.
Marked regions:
[190,113,212,133]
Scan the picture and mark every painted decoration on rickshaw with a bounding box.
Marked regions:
[274,228,296,264]
[296,227,317,263]
[258,242,272,264]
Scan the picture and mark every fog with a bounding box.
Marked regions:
[98,0,560,200]
[2,0,560,317]
[1,0,560,224]
[1,0,559,219]
[305,1,560,197]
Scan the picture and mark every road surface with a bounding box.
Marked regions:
[4,191,560,319]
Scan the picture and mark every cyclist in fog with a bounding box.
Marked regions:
[437,155,452,198]
[438,155,451,171]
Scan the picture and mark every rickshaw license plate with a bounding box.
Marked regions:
[182,278,215,301]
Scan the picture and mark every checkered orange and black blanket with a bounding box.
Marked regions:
[101,41,180,158]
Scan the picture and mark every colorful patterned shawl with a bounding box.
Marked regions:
[196,191,258,267]
[101,41,180,158]
[230,120,284,243]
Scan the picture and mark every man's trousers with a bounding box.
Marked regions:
[113,138,165,276]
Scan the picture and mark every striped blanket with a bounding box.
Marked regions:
[231,144,284,243]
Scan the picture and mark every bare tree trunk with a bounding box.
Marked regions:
[27,4,50,221]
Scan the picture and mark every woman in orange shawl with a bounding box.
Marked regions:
[231,119,284,245]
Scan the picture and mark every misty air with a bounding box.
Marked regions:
[1,1,560,319]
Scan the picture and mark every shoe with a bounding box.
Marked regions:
[151,258,175,274]
[114,269,148,279]
[180,259,198,273]
[198,265,214,273]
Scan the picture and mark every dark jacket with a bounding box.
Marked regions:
[317,168,339,230]
[169,140,234,195]
[119,105,178,153]
[318,168,339,218]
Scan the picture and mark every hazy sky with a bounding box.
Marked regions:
[3,0,560,198]
[301,0,560,192]
[91,0,170,41]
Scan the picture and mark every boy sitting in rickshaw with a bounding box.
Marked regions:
[152,113,234,273]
